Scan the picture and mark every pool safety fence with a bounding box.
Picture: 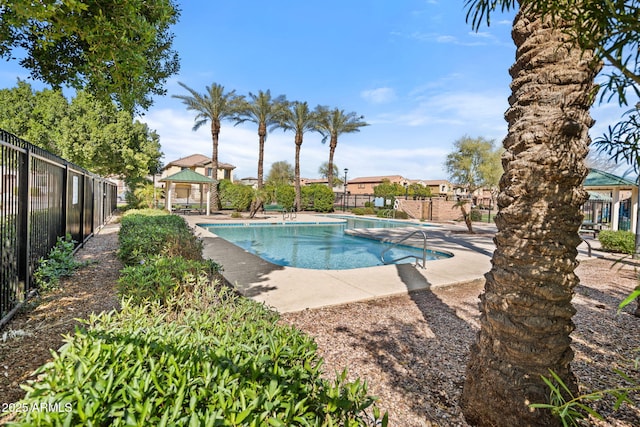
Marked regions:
[0,129,117,327]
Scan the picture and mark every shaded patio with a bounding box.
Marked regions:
[583,169,637,232]
[160,169,216,215]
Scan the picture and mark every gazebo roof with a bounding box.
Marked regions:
[584,169,636,188]
[160,169,216,184]
[587,191,613,202]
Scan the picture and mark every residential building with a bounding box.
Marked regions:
[160,154,236,202]
[347,175,408,196]
[420,180,457,197]
[162,154,235,181]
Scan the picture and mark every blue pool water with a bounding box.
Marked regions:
[201,216,449,270]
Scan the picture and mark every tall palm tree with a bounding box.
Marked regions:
[316,107,368,189]
[172,82,241,212]
[459,2,601,425]
[277,101,322,211]
[234,90,288,189]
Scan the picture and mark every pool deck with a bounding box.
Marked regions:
[182,213,602,313]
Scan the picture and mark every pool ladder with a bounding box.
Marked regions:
[380,229,428,269]
[283,208,297,221]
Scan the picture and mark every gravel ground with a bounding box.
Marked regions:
[1,217,639,426]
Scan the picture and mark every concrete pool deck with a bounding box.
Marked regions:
[182,213,602,313]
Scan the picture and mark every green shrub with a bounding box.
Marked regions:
[33,234,85,290]
[273,184,295,210]
[118,256,222,305]
[598,230,636,255]
[470,209,482,222]
[303,184,335,212]
[351,207,376,215]
[12,284,386,426]
[395,210,409,219]
[117,213,203,265]
[220,180,254,212]
[376,209,392,218]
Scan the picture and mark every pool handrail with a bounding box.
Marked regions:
[283,208,297,221]
[380,229,428,269]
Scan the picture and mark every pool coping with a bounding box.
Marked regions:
[182,213,599,313]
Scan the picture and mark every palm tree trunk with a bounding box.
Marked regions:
[326,135,337,189]
[294,133,302,211]
[210,123,220,212]
[257,123,267,189]
[460,5,600,426]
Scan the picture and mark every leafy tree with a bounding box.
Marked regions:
[57,91,162,181]
[234,90,288,189]
[445,135,502,232]
[373,179,405,198]
[0,79,67,152]
[318,161,341,186]
[408,183,432,199]
[266,161,294,186]
[0,82,162,181]
[316,107,368,188]
[277,101,322,211]
[445,135,502,196]
[173,82,242,212]
[457,1,637,425]
[0,0,180,113]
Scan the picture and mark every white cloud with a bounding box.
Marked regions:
[141,88,511,183]
[361,87,397,104]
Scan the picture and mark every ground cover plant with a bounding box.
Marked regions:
[8,209,386,426]
[9,285,386,426]
[33,234,87,290]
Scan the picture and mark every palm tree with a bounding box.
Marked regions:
[234,90,288,190]
[316,107,368,189]
[459,3,601,426]
[277,101,322,211]
[172,82,241,212]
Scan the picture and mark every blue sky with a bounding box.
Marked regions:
[0,1,631,180]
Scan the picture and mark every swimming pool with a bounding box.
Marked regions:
[200,216,450,270]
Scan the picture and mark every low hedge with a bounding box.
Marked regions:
[11,284,386,426]
[118,255,222,305]
[598,230,636,255]
[351,207,376,216]
[117,211,203,265]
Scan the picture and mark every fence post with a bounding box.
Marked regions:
[17,148,31,295]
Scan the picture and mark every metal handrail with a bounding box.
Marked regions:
[380,229,428,269]
[283,208,297,221]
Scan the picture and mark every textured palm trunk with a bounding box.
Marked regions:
[460,5,600,426]
[326,135,337,189]
[209,121,220,212]
[257,123,267,189]
[294,132,302,211]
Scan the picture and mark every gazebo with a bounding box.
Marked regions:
[583,169,638,232]
[160,169,216,215]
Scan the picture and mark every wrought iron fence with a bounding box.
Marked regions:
[0,129,117,326]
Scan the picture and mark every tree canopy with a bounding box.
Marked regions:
[266,161,294,186]
[0,81,162,181]
[444,135,502,195]
[0,0,181,113]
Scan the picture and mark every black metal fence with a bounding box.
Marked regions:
[1,129,117,325]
